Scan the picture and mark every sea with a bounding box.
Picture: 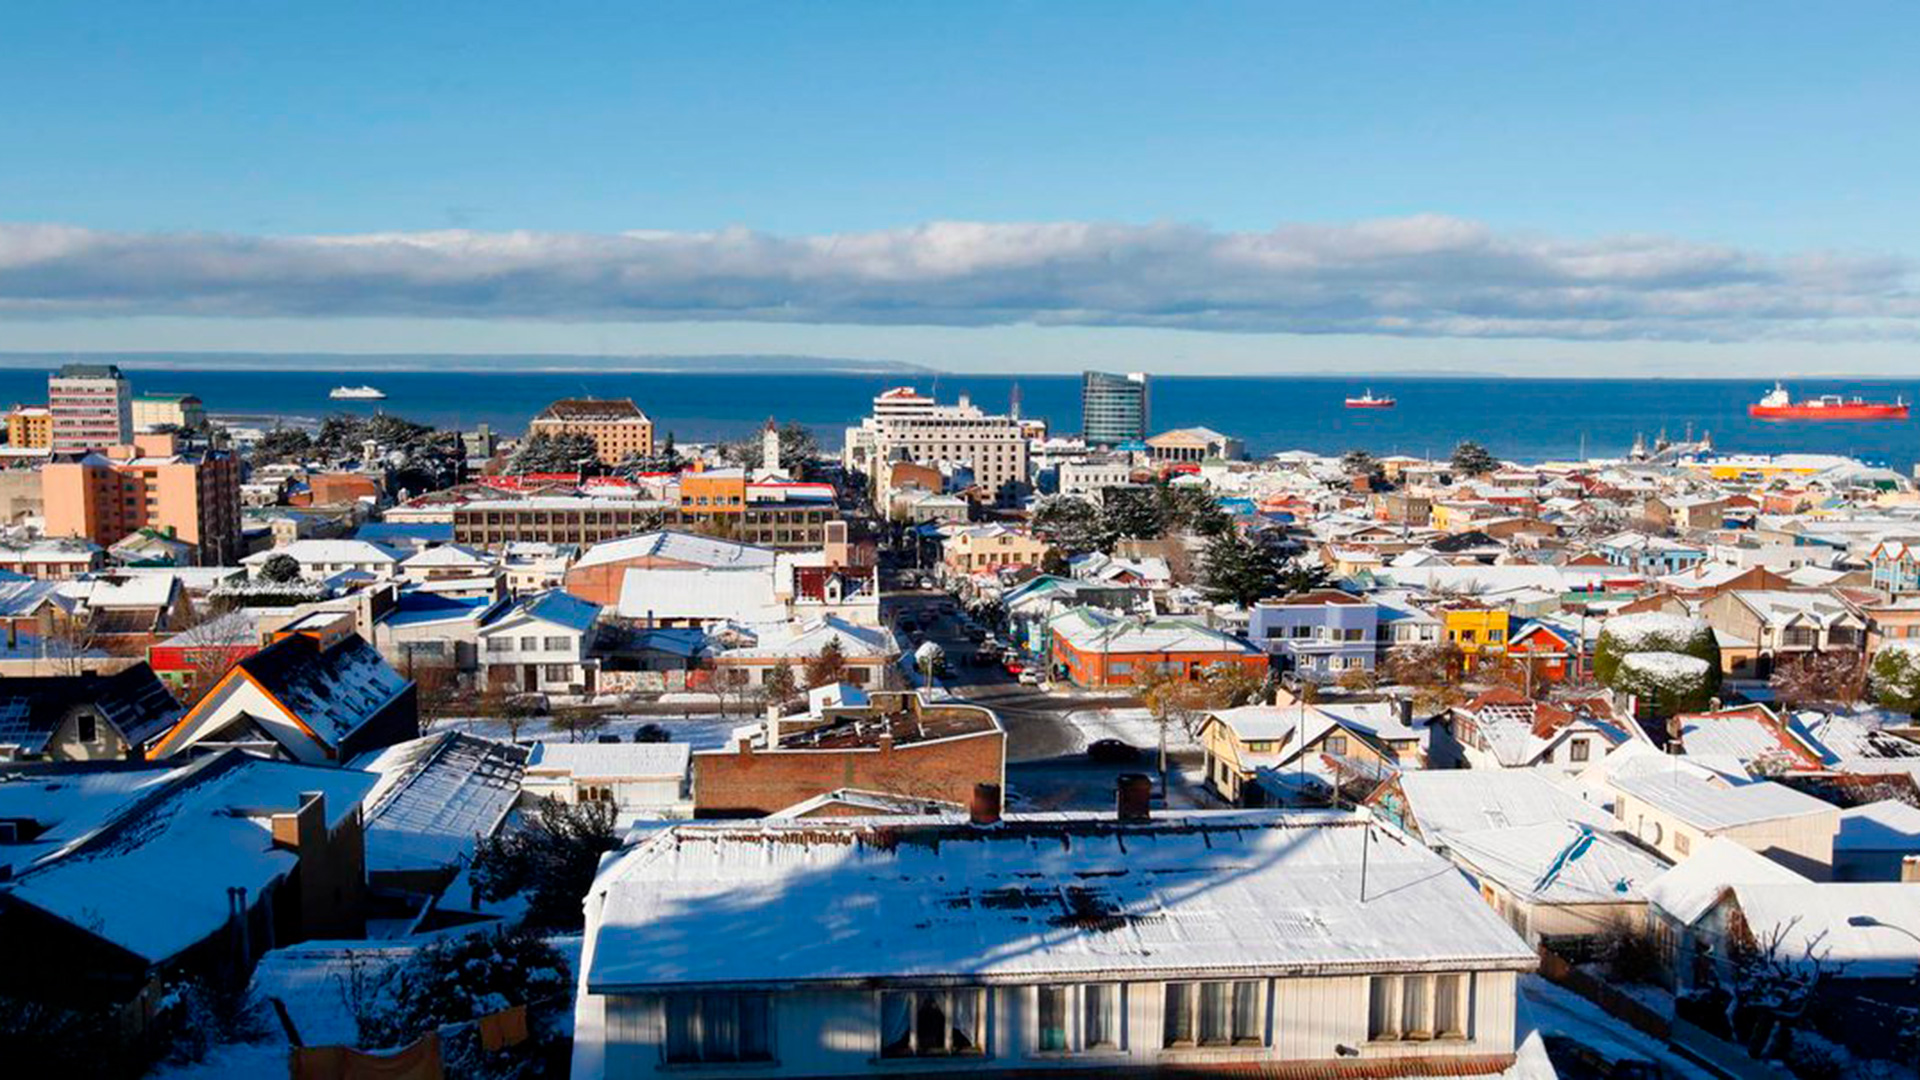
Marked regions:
[2,365,1916,470]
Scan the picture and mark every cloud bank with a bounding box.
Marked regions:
[0,216,1915,342]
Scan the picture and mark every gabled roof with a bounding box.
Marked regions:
[1445,822,1669,905]
[157,634,411,758]
[485,589,600,634]
[2,750,376,965]
[1389,768,1613,843]
[532,397,649,422]
[0,663,182,756]
[1611,770,1837,831]
[573,530,776,572]
[351,731,528,873]
[1644,836,1809,926]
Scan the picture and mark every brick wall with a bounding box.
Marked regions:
[693,729,1005,817]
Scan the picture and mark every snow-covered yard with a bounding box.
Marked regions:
[1060,708,1203,753]
[1516,974,1697,1075]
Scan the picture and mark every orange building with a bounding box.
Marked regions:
[41,433,243,565]
[1048,608,1268,689]
[528,398,653,465]
[6,406,51,449]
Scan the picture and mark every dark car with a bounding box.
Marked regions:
[1087,739,1143,764]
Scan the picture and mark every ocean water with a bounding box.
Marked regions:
[1,367,1915,469]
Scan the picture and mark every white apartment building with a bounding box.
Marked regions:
[48,363,133,453]
[844,388,1029,505]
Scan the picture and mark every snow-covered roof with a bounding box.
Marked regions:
[0,663,182,756]
[351,731,528,873]
[1048,607,1260,656]
[1730,882,1920,977]
[719,617,898,661]
[1610,770,1836,831]
[1836,799,1920,852]
[1206,704,1301,743]
[1444,822,1670,906]
[485,589,600,634]
[573,530,776,572]
[3,751,376,964]
[584,811,1535,992]
[56,573,179,610]
[527,741,691,779]
[1393,768,1613,843]
[399,543,494,568]
[242,539,402,567]
[1643,836,1809,926]
[230,633,412,749]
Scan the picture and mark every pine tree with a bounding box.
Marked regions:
[1450,440,1498,476]
[1199,529,1281,607]
[805,639,848,688]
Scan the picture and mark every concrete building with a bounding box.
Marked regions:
[528,397,654,465]
[41,433,243,566]
[572,808,1537,1078]
[844,387,1029,505]
[5,405,51,449]
[47,363,133,453]
[667,470,838,549]
[1146,426,1243,464]
[453,495,670,548]
[1248,590,1379,682]
[131,392,207,433]
[1080,370,1149,446]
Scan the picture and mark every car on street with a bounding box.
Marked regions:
[1086,739,1143,764]
[1017,670,1042,686]
[1003,659,1025,675]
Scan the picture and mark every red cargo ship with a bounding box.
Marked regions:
[1749,382,1908,421]
[1344,389,1395,409]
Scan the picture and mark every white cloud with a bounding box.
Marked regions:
[0,216,1915,342]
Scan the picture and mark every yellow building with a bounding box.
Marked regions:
[942,524,1051,576]
[527,398,653,466]
[6,406,51,449]
[1440,603,1509,670]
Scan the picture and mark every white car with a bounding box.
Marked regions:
[1017,670,1042,686]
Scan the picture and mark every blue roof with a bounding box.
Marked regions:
[384,591,498,628]
[353,523,456,545]
[509,590,601,633]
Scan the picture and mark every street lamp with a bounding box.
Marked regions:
[1848,914,1920,948]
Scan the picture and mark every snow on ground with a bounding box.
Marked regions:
[1516,974,1696,1074]
[149,1038,287,1080]
[1060,708,1202,753]
[437,713,743,749]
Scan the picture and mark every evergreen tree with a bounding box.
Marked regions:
[763,658,800,709]
[1276,557,1333,595]
[1450,439,1498,476]
[1101,487,1165,544]
[1198,529,1282,607]
[805,639,849,688]
[1029,495,1113,554]
[1340,449,1378,477]
[507,432,599,474]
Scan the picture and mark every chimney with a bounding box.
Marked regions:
[1902,855,1920,884]
[970,783,1002,826]
[1116,773,1153,823]
[1398,697,1413,726]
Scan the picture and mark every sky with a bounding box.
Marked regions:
[4,1,1920,376]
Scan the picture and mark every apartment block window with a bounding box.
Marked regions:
[663,992,772,1064]
[1368,974,1470,1042]
[1162,980,1262,1048]
[880,988,985,1058]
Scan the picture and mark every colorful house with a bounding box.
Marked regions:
[1246,590,1378,683]
[1505,619,1584,685]
[1438,602,1509,671]
[1047,607,1266,689]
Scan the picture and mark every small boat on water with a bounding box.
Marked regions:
[1748,382,1906,421]
[1344,389,1395,409]
[329,385,388,400]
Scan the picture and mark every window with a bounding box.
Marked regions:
[1569,739,1590,763]
[1083,984,1119,1050]
[663,992,772,1064]
[543,664,573,682]
[485,636,511,654]
[519,635,538,651]
[1325,734,1349,757]
[75,713,97,744]
[880,989,985,1058]
[1368,974,1471,1042]
[1290,624,1312,639]
[543,636,570,651]
[1035,984,1120,1054]
[1037,986,1069,1052]
[1162,981,1262,1048]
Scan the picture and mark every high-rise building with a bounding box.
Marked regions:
[843,388,1030,505]
[41,433,243,565]
[527,398,654,466]
[48,363,133,453]
[1081,371,1149,446]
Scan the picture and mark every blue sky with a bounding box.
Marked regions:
[4,1,1920,374]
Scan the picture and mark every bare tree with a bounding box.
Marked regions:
[166,608,259,703]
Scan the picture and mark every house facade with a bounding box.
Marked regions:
[477,590,602,695]
[1247,590,1378,682]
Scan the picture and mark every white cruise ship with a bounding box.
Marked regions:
[329,385,388,400]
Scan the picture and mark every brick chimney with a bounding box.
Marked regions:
[1903,855,1920,884]
[1116,773,1152,823]
[970,783,1002,826]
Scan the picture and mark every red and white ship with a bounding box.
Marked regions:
[1344,389,1395,409]
[1748,382,1908,421]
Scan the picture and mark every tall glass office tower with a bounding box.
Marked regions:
[1080,371,1149,446]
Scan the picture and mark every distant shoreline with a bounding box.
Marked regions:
[0,350,1904,381]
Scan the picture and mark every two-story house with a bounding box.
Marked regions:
[1698,589,1866,679]
[477,590,603,695]
[1247,589,1378,683]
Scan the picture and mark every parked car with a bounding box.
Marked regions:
[1017,670,1042,686]
[1003,660,1025,676]
[1087,739,1143,764]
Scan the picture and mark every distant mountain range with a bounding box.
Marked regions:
[0,351,937,375]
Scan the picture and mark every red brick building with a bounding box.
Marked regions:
[692,691,1004,817]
